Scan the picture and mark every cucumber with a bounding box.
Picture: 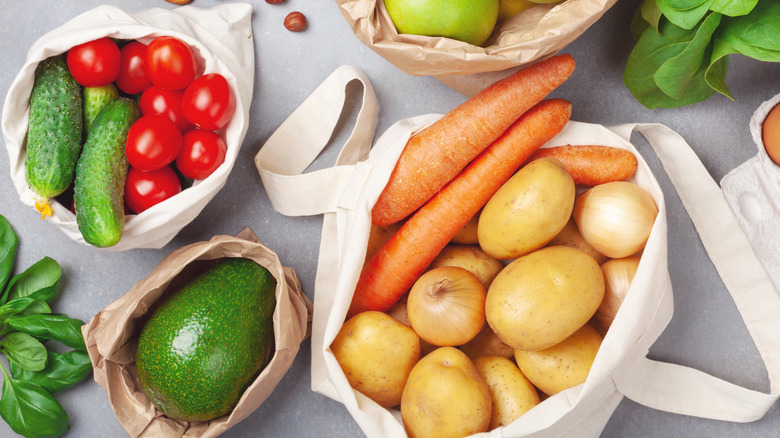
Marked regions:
[83,84,118,131]
[73,97,140,248]
[25,55,83,205]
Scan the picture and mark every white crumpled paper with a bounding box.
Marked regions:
[1,3,254,251]
[721,93,780,291]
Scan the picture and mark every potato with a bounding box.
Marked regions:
[451,209,481,244]
[331,311,421,408]
[427,244,504,289]
[478,157,575,260]
[485,245,605,351]
[459,323,514,360]
[387,299,437,356]
[514,323,602,396]
[546,217,606,265]
[473,356,540,429]
[365,222,402,262]
[401,347,491,438]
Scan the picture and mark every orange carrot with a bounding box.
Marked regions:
[527,145,638,186]
[371,54,576,226]
[349,99,573,317]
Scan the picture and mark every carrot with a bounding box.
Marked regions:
[349,99,573,317]
[371,54,576,226]
[527,145,638,186]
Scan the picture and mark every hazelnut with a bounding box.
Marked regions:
[284,11,307,32]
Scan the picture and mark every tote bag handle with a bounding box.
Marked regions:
[609,123,780,421]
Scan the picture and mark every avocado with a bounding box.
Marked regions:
[135,258,277,422]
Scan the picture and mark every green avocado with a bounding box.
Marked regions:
[135,258,277,422]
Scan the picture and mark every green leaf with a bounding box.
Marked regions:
[3,257,61,305]
[710,0,758,17]
[641,0,664,31]
[0,216,19,303]
[6,314,86,352]
[656,0,714,29]
[717,1,780,61]
[655,12,722,99]
[0,298,51,321]
[10,350,92,393]
[1,333,48,372]
[624,15,725,108]
[0,365,69,438]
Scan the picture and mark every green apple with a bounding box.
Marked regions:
[384,0,500,47]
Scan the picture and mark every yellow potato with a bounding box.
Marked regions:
[514,324,603,396]
[478,157,575,260]
[401,347,491,438]
[331,311,421,408]
[486,245,605,351]
[451,209,480,244]
[473,356,540,429]
[386,299,437,356]
[459,323,514,360]
[547,217,607,265]
[427,243,505,289]
[365,222,402,263]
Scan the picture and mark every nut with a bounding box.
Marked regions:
[265,0,286,3]
[284,11,307,32]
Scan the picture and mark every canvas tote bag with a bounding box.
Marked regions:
[254,65,780,437]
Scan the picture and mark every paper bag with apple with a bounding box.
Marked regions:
[255,64,780,437]
[334,0,617,96]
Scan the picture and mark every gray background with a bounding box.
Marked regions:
[2,0,780,436]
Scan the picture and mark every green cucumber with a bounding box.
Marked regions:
[25,55,83,208]
[83,84,118,132]
[73,97,140,248]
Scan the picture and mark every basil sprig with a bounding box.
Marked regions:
[0,216,91,437]
[624,0,780,109]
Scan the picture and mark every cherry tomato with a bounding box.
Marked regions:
[124,166,182,214]
[139,86,194,133]
[181,73,236,130]
[126,115,183,171]
[145,36,198,91]
[66,37,121,87]
[176,129,227,180]
[115,41,152,95]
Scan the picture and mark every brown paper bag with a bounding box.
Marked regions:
[335,0,617,96]
[81,227,312,438]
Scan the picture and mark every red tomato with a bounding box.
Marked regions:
[176,129,227,180]
[181,73,236,130]
[126,115,183,171]
[115,42,152,95]
[139,86,194,133]
[145,36,198,91]
[66,37,121,87]
[124,166,182,214]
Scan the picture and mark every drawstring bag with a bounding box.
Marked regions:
[2,3,254,251]
[255,65,780,437]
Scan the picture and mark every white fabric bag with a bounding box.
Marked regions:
[721,92,780,292]
[2,3,254,251]
[255,66,780,437]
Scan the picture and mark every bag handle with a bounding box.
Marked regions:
[254,65,378,216]
[609,123,780,421]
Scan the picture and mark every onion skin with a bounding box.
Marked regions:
[407,266,487,347]
[594,256,640,332]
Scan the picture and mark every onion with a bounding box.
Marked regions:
[594,256,640,331]
[573,181,658,258]
[406,266,486,347]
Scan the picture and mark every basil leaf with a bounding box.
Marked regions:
[0,298,51,321]
[1,333,48,372]
[10,350,92,393]
[656,0,714,29]
[641,0,664,31]
[710,0,757,17]
[654,12,722,99]
[624,16,722,108]
[0,216,19,303]
[6,314,86,352]
[0,366,69,438]
[4,257,61,304]
[717,1,780,62]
